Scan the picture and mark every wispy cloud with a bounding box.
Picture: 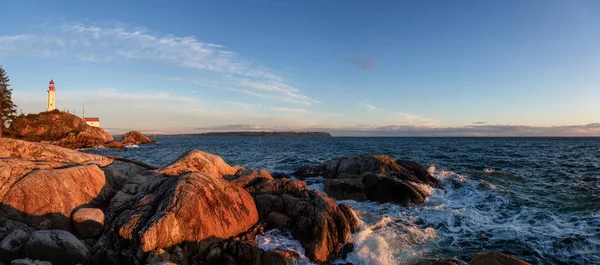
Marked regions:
[350,56,378,70]
[364,104,380,111]
[473,121,488,125]
[1,23,316,105]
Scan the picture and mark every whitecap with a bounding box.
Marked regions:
[256,229,314,265]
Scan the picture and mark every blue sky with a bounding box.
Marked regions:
[1,0,599,135]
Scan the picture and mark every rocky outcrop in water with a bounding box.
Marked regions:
[295,154,443,205]
[6,110,124,149]
[119,131,157,145]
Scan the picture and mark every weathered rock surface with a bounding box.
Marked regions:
[119,131,157,145]
[105,171,259,252]
[224,168,273,187]
[22,230,90,265]
[72,208,104,238]
[0,138,112,165]
[297,154,442,205]
[0,164,107,230]
[6,110,120,149]
[0,138,147,233]
[469,252,531,265]
[244,177,359,262]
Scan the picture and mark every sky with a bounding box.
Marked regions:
[1,0,599,136]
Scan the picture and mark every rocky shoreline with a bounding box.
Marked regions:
[5,110,157,150]
[0,137,531,265]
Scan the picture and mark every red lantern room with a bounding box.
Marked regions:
[49,79,55,91]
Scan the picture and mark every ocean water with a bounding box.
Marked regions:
[84,136,600,264]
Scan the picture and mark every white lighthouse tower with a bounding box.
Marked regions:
[47,79,56,111]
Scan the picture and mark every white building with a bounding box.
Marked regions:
[84,117,100,127]
[47,79,56,111]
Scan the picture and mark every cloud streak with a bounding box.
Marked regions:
[364,104,380,111]
[319,123,600,137]
[1,23,316,106]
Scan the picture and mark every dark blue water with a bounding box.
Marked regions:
[85,136,600,264]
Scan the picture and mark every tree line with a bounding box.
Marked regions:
[0,66,17,137]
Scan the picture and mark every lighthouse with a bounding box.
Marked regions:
[47,79,56,111]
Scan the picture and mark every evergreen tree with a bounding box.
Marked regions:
[0,66,17,133]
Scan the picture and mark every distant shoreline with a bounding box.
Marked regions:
[163,131,332,137]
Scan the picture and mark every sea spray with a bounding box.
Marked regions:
[256,229,314,265]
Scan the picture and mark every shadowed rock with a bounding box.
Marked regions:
[22,230,90,265]
[10,258,52,265]
[297,154,442,206]
[0,229,30,261]
[244,178,359,262]
[72,208,104,238]
[224,168,273,187]
[263,249,301,265]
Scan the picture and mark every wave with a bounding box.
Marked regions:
[124,144,139,148]
[321,168,599,264]
[256,229,314,265]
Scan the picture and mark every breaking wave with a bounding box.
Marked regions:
[327,168,600,264]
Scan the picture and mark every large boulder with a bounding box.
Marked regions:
[244,178,359,262]
[22,230,90,265]
[0,138,143,231]
[159,149,239,177]
[469,252,531,265]
[320,155,441,186]
[119,131,157,145]
[0,164,107,230]
[72,208,104,238]
[105,171,259,253]
[298,154,442,205]
[0,229,30,261]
